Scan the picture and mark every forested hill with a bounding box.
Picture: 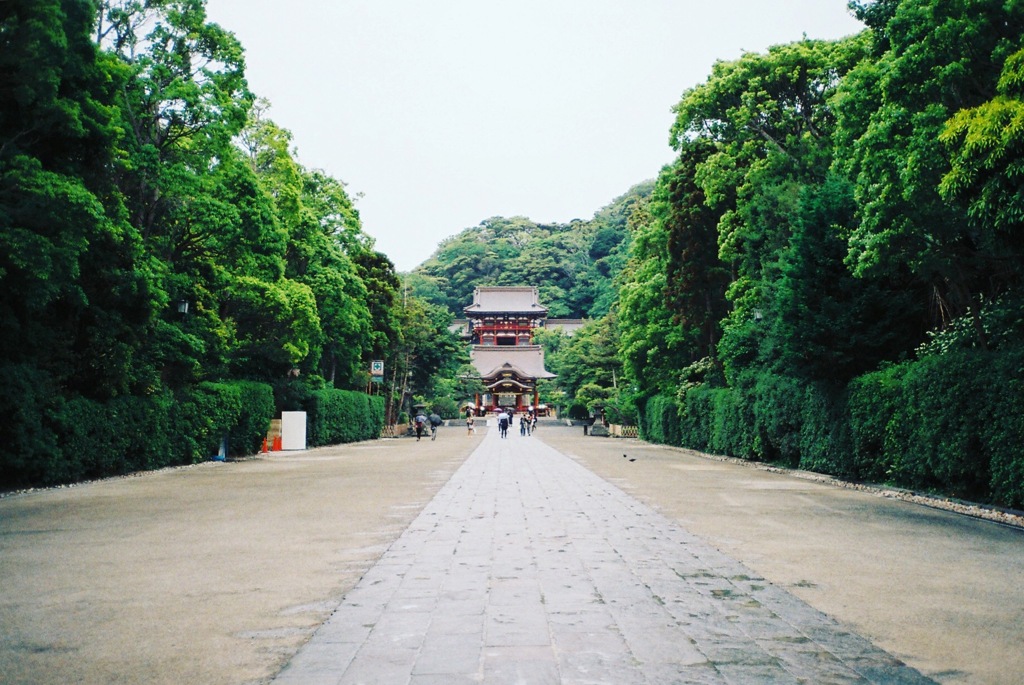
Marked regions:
[404,181,653,318]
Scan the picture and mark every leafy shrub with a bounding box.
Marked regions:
[673,384,757,459]
[0,377,251,489]
[669,348,1024,508]
[369,394,385,431]
[798,383,854,479]
[753,374,805,466]
[306,389,384,446]
[885,353,991,498]
[603,392,639,426]
[708,387,757,459]
[847,364,907,483]
[846,348,1024,506]
[52,391,176,482]
[986,373,1024,508]
[567,402,590,421]
[638,394,682,446]
[677,384,714,450]
[429,396,460,420]
[175,382,244,463]
[0,363,62,487]
[110,392,176,472]
[229,381,274,456]
[54,397,115,481]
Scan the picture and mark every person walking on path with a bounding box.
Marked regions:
[413,411,427,441]
[498,410,510,439]
[520,413,529,436]
[466,414,475,436]
[428,413,442,441]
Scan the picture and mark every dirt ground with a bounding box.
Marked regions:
[2,424,1022,684]
[0,429,483,685]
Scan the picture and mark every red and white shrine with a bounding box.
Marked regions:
[464,286,556,414]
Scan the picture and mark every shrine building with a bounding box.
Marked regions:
[463,286,556,414]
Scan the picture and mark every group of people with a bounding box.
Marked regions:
[494,408,537,439]
[412,411,443,441]
[417,407,540,440]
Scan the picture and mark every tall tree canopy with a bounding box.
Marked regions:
[1,0,155,400]
[836,0,1024,330]
[602,1,1024,506]
[1,0,406,486]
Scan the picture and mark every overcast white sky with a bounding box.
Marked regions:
[204,1,864,272]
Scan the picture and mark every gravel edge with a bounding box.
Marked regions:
[666,443,1024,530]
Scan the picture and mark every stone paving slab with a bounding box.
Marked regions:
[272,428,934,685]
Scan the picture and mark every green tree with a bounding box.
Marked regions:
[1,0,157,399]
[617,185,700,399]
[550,315,623,407]
[430,363,486,416]
[0,0,162,484]
[99,0,252,237]
[835,0,1024,332]
[384,287,465,423]
[671,36,866,383]
[95,0,270,390]
[660,140,730,364]
[290,167,373,389]
[352,249,402,361]
[220,275,320,381]
[939,46,1024,262]
[765,174,924,383]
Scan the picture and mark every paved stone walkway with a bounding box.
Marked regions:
[272,428,933,685]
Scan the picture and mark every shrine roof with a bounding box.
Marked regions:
[464,286,548,315]
[469,345,556,380]
[544,319,586,335]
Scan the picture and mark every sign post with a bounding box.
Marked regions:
[369,360,384,392]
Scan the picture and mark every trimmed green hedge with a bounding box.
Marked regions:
[305,389,385,446]
[846,367,904,484]
[0,378,275,489]
[649,348,1024,509]
[0,363,65,486]
[57,391,178,481]
[229,381,276,456]
[797,383,854,479]
[671,385,759,460]
[638,394,685,446]
[848,350,1024,506]
[175,381,274,462]
[753,374,804,465]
